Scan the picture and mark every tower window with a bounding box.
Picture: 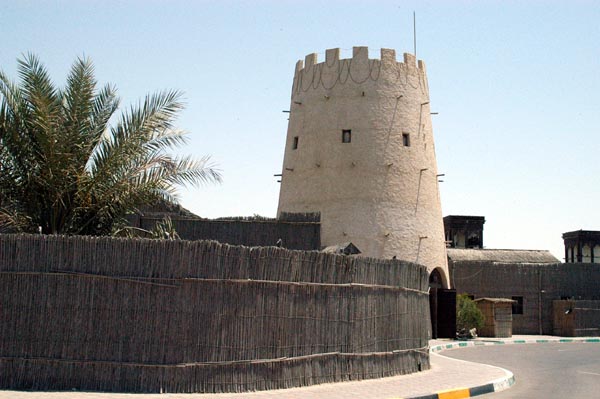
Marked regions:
[292,136,299,150]
[402,133,410,147]
[342,129,351,143]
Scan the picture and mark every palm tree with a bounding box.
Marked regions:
[0,54,221,235]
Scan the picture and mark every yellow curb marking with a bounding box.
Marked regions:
[437,387,471,399]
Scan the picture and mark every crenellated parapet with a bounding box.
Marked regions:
[292,46,429,97]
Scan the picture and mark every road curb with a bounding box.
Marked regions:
[398,337,600,399]
[429,337,600,354]
[401,368,515,399]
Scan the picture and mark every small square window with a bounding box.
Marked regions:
[512,296,523,315]
[402,133,410,147]
[292,136,298,150]
[342,129,351,143]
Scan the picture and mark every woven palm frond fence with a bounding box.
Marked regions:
[129,213,321,250]
[0,234,430,393]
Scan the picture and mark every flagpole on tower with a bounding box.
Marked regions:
[413,11,417,58]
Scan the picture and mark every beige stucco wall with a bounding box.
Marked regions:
[277,47,448,285]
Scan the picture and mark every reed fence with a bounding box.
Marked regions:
[0,234,430,393]
[131,214,321,250]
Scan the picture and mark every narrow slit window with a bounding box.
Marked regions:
[402,133,410,147]
[292,136,298,150]
[342,129,351,143]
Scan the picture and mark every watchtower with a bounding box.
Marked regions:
[443,215,486,249]
[277,47,448,286]
[563,230,600,263]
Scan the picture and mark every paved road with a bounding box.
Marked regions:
[443,342,600,398]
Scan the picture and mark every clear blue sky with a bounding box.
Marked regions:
[2,1,599,259]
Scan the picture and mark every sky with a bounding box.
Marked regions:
[2,0,599,260]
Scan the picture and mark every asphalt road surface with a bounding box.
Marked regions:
[443,342,600,398]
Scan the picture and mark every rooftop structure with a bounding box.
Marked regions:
[447,248,559,264]
[443,215,485,249]
[563,230,600,263]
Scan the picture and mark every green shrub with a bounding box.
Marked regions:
[456,294,484,331]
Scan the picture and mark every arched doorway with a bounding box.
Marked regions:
[429,268,456,339]
[429,268,444,289]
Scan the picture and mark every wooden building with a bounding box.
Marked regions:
[475,298,515,338]
[553,300,600,337]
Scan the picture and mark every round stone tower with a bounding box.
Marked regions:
[277,47,448,286]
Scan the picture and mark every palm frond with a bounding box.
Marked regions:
[0,69,33,176]
[17,53,62,145]
[164,155,223,187]
[89,90,184,178]
[61,57,98,171]
[1,54,220,235]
